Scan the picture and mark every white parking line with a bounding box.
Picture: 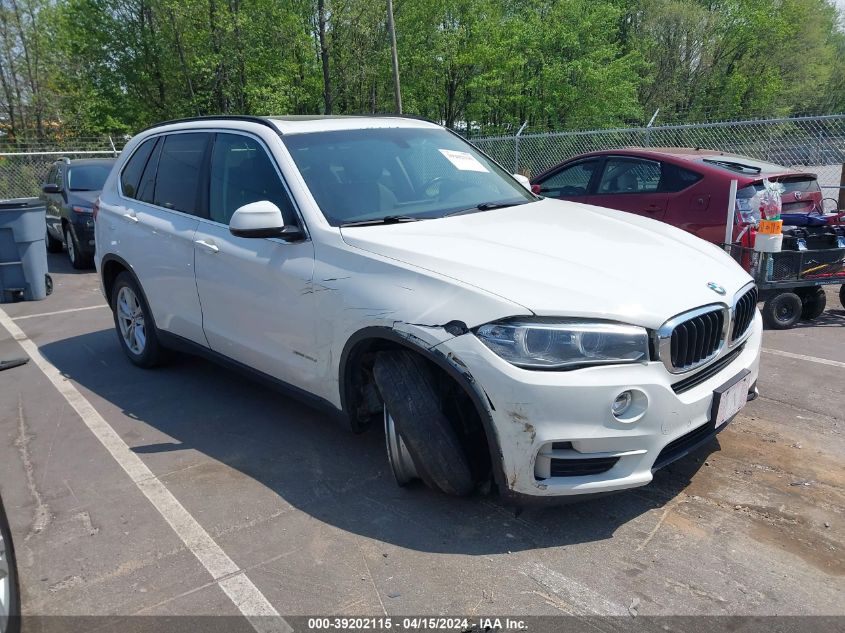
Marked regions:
[11,304,108,320]
[762,348,845,369]
[0,306,290,633]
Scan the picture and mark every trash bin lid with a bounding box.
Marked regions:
[0,197,44,211]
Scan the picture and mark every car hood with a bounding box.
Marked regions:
[339,198,753,329]
[67,190,100,207]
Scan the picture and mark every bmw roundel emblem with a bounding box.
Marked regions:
[707,282,726,296]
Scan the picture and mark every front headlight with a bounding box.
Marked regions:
[475,319,650,370]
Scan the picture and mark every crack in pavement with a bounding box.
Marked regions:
[15,393,52,541]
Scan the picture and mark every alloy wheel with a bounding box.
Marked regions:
[116,286,147,355]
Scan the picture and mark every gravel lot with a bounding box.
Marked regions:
[0,255,843,628]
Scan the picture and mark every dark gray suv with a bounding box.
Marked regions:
[41,158,115,269]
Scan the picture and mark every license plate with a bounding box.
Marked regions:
[712,370,752,429]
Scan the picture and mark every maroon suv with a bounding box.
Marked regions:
[530,148,823,244]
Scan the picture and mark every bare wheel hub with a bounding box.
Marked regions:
[384,406,418,485]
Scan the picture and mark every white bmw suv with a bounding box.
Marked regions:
[95,115,761,500]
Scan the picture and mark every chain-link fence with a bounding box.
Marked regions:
[472,114,845,208]
[3,115,845,203]
[0,133,126,200]
[0,149,123,200]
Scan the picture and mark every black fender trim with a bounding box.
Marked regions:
[100,253,142,308]
[338,326,508,494]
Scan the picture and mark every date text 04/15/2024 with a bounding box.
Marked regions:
[306,617,527,630]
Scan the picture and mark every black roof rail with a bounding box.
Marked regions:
[140,115,277,134]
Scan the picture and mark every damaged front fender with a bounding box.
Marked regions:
[337,326,509,492]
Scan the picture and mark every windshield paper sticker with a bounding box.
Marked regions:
[438,149,489,172]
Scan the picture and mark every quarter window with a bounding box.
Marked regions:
[209,133,295,225]
[598,158,661,194]
[137,137,163,203]
[121,137,158,199]
[660,163,702,192]
[538,160,600,197]
[152,133,211,215]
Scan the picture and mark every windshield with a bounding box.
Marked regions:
[67,163,113,191]
[283,127,535,226]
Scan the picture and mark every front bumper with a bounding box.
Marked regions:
[72,216,96,255]
[46,217,63,239]
[434,312,762,498]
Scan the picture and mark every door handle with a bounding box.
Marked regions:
[194,239,219,253]
[123,211,138,223]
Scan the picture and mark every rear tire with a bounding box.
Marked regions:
[373,350,474,496]
[110,272,165,368]
[840,285,845,311]
[762,292,803,329]
[798,287,826,320]
[46,229,63,253]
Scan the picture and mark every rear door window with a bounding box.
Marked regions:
[121,138,158,199]
[152,133,211,216]
[538,160,601,197]
[597,158,661,194]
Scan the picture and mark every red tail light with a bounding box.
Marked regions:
[92,197,100,221]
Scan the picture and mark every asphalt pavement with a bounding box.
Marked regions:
[0,254,842,629]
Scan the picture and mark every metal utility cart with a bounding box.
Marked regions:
[724,244,845,329]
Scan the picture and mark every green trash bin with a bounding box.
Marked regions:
[0,197,50,303]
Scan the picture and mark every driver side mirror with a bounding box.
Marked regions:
[41,183,61,194]
[229,200,304,241]
[512,174,532,191]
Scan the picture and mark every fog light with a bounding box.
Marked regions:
[612,391,633,417]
